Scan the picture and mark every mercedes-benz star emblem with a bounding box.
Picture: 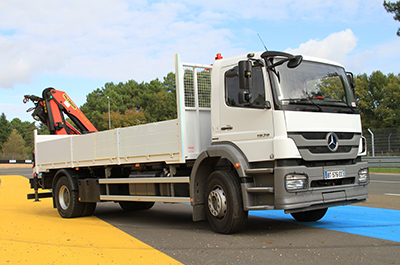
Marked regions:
[326,132,339,152]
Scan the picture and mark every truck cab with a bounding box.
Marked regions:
[190,51,368,232]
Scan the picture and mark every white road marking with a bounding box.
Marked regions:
[370,180,400,184]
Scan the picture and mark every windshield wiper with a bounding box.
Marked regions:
[282,98,323,112]
[323,99,356,113]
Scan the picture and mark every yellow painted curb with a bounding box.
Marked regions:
[0,175,182,264]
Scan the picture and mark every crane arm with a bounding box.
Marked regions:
[24,87,98,135]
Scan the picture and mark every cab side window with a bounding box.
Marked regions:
[225,66,265,107]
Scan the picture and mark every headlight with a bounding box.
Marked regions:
[358,168,369,183]
[285,174,308,191]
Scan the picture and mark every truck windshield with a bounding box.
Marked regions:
[268,60,357,114]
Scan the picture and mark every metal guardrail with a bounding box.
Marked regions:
[0,159,33,164]
[362,156,400,168]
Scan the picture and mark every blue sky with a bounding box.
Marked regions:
[1,0,399,122]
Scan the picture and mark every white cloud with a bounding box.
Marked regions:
[284,28,400,75]
[193,0,385,22]
[0,102,33,122]
[0,0,397,90]
[0,35,68,87]
[0,0,242,88]
[285,29,358,64]
[346,38,400,75]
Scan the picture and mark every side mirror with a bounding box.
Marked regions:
[346,72,356,97]
[239,60,252,90]
[287,55,303,68]
[238,90,252,104]
[346,72,356,89]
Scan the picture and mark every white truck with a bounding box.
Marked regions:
[29,51,369,234]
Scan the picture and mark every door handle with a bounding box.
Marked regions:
[221,126,233,131]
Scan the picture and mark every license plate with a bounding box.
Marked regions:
[324,170,345,180]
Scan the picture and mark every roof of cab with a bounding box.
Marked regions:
[212,51,345,69]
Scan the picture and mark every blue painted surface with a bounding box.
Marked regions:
[249,205,400,243]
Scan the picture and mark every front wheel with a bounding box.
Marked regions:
[205,170,248,234]
[290,208,328,222]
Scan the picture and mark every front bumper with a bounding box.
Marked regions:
[273,161,368,212]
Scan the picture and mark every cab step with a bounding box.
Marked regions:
[246,187,274,193]
[246,205,275,210]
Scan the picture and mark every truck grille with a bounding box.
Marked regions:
[288,132,360,161]
[301,132,355,140]
[311,177,355,187]
[307,146,352,154]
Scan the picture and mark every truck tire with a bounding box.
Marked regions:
[118,201,155,211]
[141,202,155,210]
[290,208,328,222]
[54,176,84,218]
[81,202,97,217]
[205,170,248,234]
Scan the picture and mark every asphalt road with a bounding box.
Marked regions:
[369,173,400,195]
[0,167,33,178]
[2,167,400,264]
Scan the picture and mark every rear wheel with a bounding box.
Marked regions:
[290,208,328,222]
[81,202,97,216]
[118,201,155,211]
[54,176,84,218]
[205,170,248,234]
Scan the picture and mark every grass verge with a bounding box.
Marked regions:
[369,168,400,174]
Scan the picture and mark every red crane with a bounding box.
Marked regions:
[24,87,97,135]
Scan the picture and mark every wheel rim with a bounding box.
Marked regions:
[208,185,227,218]
[58,185,70,210]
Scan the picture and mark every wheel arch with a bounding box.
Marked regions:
[190,142,250,221]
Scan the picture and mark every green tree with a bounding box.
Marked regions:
[144,90,177,123]
[37,122,50,135]
[10,118,37,153]
[384,0,400,36]
[0,113,47,157]
[140,76,177,122]
[355,71,400,129]
[80,80,147,130]
[101,108,147,129]
[1,129,28,159]
[0,113,12,150]
[80,72,177,130]
[163,72,176,92]
[379,73,400,126]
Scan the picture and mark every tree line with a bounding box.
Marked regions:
[1,70,399,159]
[0,114,48,159]
[80,72,177,131]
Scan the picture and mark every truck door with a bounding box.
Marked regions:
[216,65,274,162]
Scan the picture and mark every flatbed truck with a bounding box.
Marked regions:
[28,51,369,233]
